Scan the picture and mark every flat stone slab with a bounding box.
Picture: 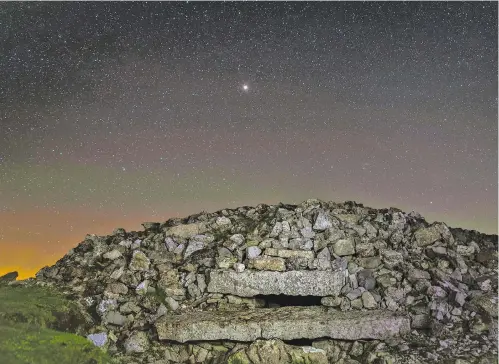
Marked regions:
[207,270,346,297]
[155,307,411,342]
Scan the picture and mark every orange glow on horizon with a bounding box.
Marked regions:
[0,208,175,280]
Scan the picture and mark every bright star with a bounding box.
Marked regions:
[242,84,249,91]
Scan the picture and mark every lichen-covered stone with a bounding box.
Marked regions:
[333,238,356,256]
[246,246,262,259]
[248,256,286,271]
[207,270,345,297]
[313,210,333,230]
[124,331,149,353]
[103,249,122,260]
[231,339,328,364]
[264,248,315,260]
[156,307,410,342]
[129,250,150,271]
[165,222,207,238]
[184,240,205,258]
[413,225,441,247]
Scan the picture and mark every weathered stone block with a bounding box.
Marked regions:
[155,306,410,342]
[207,270,345,297]
[248,256,286,271]
[263,248,315,260]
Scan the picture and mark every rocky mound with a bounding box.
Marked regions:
[29,199,497,364]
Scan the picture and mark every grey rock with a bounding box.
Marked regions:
[97,299,118,316]
[184,240,205,258]
[135,280,149,295]
[105,282,128,295]
[340,297,352,311]
[87,332,108,347]
[166,222,207,238]
[286,256,311,270]
[321,296,342,307]
[230,233,245,245]
[129,250,150,271]
[313,211,333,231]
[164,237,177,252]
[348,274,359,289]
[413,225,441,247]
[456,244,475,257]
[154,303,168,320]
[248,256,286,271]
[357,269,376,290]
[377,274,397,288]
[216,216,231,225]
[350,341,364,357]
[218,247,233,258]
[124,331,149,353]
[246,246,264,259]
[331,257,348,271]
[300,226,316,238]
[264,248,314,260]
[390,230,404,245]
[103,311,127,326]
[389,212,406,231]
[408,269,431,281]
[381,249,404,269]
[233,263,246,272]
[165,296,179,311]
[313,248,331,270]
[188,282,202,298]
[357,256,381,269]
[103,249,122,260]
[333,238,356,256]
[269,222,282,237]
[207,270,345,297]
[131,239,142,249]
[362,291,378,309]
[110,266,124,280]
[236,340,328,364]
[173,243,185,255]
[355,243,376,257]
[156,307,411,342]
[351,298,364,309]
[427,286,447,298]
[289,238,314,250]
[197,274,206,292]
[346,288,365,300]
[120,301,141,314]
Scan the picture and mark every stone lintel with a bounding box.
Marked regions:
[207,269,346,297]
[155,306,411,342]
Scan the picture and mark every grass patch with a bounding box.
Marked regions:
[0,320,113,364]
[0,284,87,332]
[0,284,113,364]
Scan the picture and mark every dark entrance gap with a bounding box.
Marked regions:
[285,338,315,346]
[255,294,322,307]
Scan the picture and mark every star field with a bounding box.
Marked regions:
[0,2,497,278]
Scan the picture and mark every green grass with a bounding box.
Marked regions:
[0,283,113,364]
[0,320,112,364]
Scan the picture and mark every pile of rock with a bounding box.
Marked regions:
[32,199,497,363]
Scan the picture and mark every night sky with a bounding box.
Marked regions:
[1,2,497,279]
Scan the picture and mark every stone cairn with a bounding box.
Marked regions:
[32,199,497,364]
